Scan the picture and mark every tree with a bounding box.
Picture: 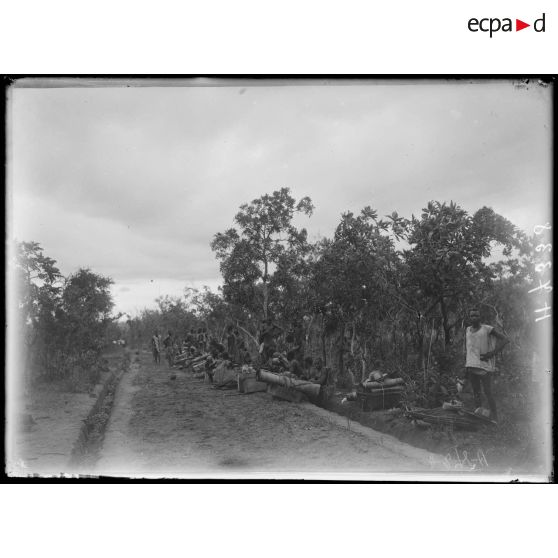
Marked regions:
[13,241,63,384]
[400,202,528,347]
[155,294,195,336]
[58,268,115,365]
[14,240,62,325]
[13,243,118,386]
[309,207,400,379]
[211,187,314,319]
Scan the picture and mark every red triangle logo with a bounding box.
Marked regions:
[516,19,530,31]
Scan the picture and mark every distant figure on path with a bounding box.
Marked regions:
[151,331,161,364]
[464,307,509,421]
[163,330,174,366]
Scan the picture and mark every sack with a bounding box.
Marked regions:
[213,362,238,388]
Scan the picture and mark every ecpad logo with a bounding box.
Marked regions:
[468,13,546,37]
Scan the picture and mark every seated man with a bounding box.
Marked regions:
[259,317,283,365]
[270,351,289,369]
[205,354,215,368]
[302,356,314,380]
[215,342,226,358]
[287,350,304,378]
[308,356,325,383]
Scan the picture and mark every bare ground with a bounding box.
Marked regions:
[95,351,440,477]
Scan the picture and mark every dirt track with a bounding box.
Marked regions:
[95,351,437,477]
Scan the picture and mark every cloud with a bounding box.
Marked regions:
[9,81,551,314]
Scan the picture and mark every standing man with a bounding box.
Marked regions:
[230,327,243,363]
[197,328,208,352]
[151,330,161,364]
[163,330,174,367]
[464,307,509,422]
[258,317,283,366]
[226,325,238,364]
[186,328,196,347]
[239,340,252,364]
[286,321,304,364]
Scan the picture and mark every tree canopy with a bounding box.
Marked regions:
[211,187,314,318]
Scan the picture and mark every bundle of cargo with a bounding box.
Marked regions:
[191,353,210,365]
[361,377,404,390]
[192,361,207,376]
[257,369,322,403]
[212,360,239,389]
[175,352,209,370]
[356,371,405,411]
[404,406,494,430]
[237,365,267,394]
[194,356,218,382]
[356,387,404,411]
[184,355,212,380]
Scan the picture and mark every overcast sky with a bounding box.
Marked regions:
[8,79,552,316]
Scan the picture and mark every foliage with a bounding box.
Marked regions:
[130,191,537,431]
[399,202,529,346]
[211,187,314,319]
[13,241,117,389]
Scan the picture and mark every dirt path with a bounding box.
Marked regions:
[96,351,440,477]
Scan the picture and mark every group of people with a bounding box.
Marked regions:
[256,309,510,420]
[149,307,508,421]
[256,316,331,385]
[150,330,180,366]
[150,325,253,368]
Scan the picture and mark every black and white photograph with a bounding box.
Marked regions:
[5,77,553,481]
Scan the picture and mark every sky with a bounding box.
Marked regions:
[8,79,552,316]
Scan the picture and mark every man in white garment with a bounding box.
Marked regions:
[464,307,509,421]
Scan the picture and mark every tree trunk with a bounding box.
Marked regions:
[24,328,39,389]
[440,297,451,347]
[415,317,424,371]
[337,325,345,387]
[321,328,327,368]
[262,280,269,319]
[262,259,269,319]
[235,324,259,350]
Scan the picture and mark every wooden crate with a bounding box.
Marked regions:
[238,377,268,394]
[356,390,402,412]
[267,384,308,403]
